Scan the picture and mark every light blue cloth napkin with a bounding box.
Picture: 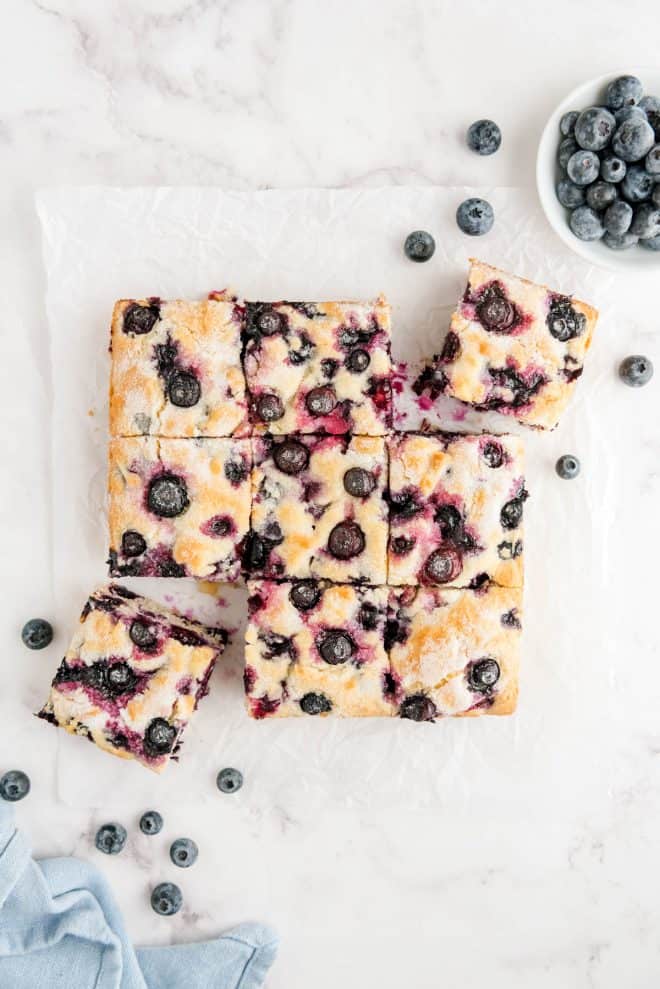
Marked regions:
[0,803,277,988]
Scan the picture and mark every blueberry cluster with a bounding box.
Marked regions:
[556,75,660,251]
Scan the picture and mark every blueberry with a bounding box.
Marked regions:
[95,822,127,855]
[140,810,163,835]
[569,206,604,241]
[256,308,284,336]
[345,348,370,373]
[143,718,177,758]
[456,198,494,236]
[614,106,648,126]
[388,490,421,519]
[555,454,580,479]
[585,181,617,211]
[273,438,309,475]
[645,145,660,175]
[224,458,248,485]
[605,75,643,111]
[289,580,321,612]
[559,110,579,137]
[123,302,160,335]
[390,535,415,555]
[305,386,335,416]
[147,474,189,518]
[121,530,146,557]
[600,154,626,183]
[170,838,198,868]
[612,118,655,162]
[631,203,660,239]
[399,694,437,722]
[217,767,243,793]
[556,179,585,209]
[640,95,660,139]
[107,662,137,694]
[467,658,500,692]
[603,199,633,235]
[327,521,365,559]
[603,231,639,250]
[0,770,30,802]
[151,882,182,917]
[641,233,660,251]
[566,150,600,186]
[482,440,504,468]
[299,692,332,716]
[466,119,502,155]
[546,296,586,342]
[558,137,578,170]
[574,106,616,151]
[357,602,379,630]
[619,355,653,387]
[21,618,53,650]
[343,467,375,498]
[423,547,462,585]
[129,619,158,650]
[255,393,284,422]
[475,283,518,333]
[167,370,200,408]
[318,629,355,665]
[622,165,655,203]
[654,186,660,209]
[204,514,232,537]
[434,504,463,540]
[501,496,525,529]
[404,230,436,262]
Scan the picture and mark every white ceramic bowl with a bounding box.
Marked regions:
[536,69,660,273]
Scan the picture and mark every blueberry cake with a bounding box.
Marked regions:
[244,581,393,718]
[110,294,249,438]
[243,298,392,435]
[387,432,525,589]
[246,434,388,583]
[388,583,522,719]
[440,259,599,430]
[37,584,226,771]
[108,437,251,580]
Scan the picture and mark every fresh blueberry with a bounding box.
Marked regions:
[612,117,655,162]
[574,106,616,151]
[556,179,585,209]
[305,386,336,416]
[559,110,579,136]
[327,521,365,559]
[404,230,436,262]
[123,302,160,335]
[585,181,617,211]
[466,119,502,155]
[273,438,309,475]
[603,231,639,250]
[167,370,200,408]
[467,658,500,692]
[555,454,580,479]
[95,822,127,855]
[566,150,600,186]
[640,95,660,139]
[603,199,633,235]
[456,198,494,236]
[558,137,578,170]
[423,547,462,585]
[600,154,626,183]
[170,838,198,868]
[217,768,243,794]
[641,233,660,251]
[318,629,355,665]
[255,393,284,423]
[569,206,604,241]
[147,474,189,518]
[399,694,437,722]
[343,467,375,498]
[143,718,177,758]
[345,348,370,373]
[140,811,163,835]
[121,530,147,558]
[0,770,30,802]
[605,75,643,111]
[619,355,653,387]
[151,882,182,916]
[631,203,660,239]
[654,186,660,209]
[621,165,655,203]
[289,580,321,612]
[646,145,660,175]
[21,618,53,650]
[129,619,158,650]
[299,692,332,716]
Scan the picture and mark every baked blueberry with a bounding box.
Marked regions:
[606,75,643,111]
[167,370,201,408]
[585,181,617,211]
[305,386,336,416]
[603,199,633,235]
[318,629,355,665]
[21,618,53,650]
[622,165,655,203]
[107,662,138,694]
[560,110,579,136]
[399,694,437,722]
[612,117,655,162]
[566,150,600,186]
[143,718,177,757]
[257,308,284,336]
[224,458,248,485]
[345,348,370,373]
[456,198,494,236]
[147,474,189,518]
[95,822,127,855]
[129,619,158,650]
[603,231,638,250]
[123,302,160,335]
[139,811,163,835]
[390,535,415,555]
[631,203,660,239]
[558,137,579,169]
[439,330,461,363]
[255,393,284,422]
[217,767,243,793]
[423,547,462,584]
[121,530,147,557]
[500,496,525,529]
[170,838,198,868]
[556,454,580,479]
[203,514,232,537]
[289,580,321,612]
[242,531,268,571]
[467,658,500,692]
[289,334,314,365]
[273,439,310,475]
[151,882,182,917]
[327,521,365,559]
[388,490,421,519]
[546,296,586,342]
[600,154,626,183]
[343,467,375,498]
[404,230,436,261]
[0,770,30,802]
[475,283,518,333]
[556,179,586,209]
[501,608,522,629]
[466,119,502,155]
[481,440,504,468]
[434,504,463,541]
[569,206,604,241]
[619,355,653,387]
[300,692,332,715]
[357,602,379,630]
[574,106,616,151]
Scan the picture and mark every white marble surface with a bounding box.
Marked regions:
[2,2,660,987]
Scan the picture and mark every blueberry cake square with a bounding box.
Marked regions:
[440,259,599,430]
[110,294,249,438]
[37,584,226,772]
[243,298,392,435]
[246,434,388,583]
[387,432,525,589]
[388,583,522,720]
[244,580,393,718]
[108,436,251,580]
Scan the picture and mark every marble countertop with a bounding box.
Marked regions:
[2,2,660,986]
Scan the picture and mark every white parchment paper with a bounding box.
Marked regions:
[36,186,638,812]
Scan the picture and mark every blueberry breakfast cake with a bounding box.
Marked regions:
[439,259,599,430]
[110,294,249,438]
[244,581,393,718]
[387,432,525,589]
[246,434,388,583]
[243,298,392,435]
[37,584,226,771]
[387,583,522,719]
[108,436,251,580]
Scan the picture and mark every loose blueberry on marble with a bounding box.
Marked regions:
[151,883,182,917]
[404,230,436,262]
[399,694,437,722]
[468,658,500,692]
[600,154,626,183]
[605,75,643,111]
[558,137,578,170]
[631,204,660,239]
[289,580,321,612]
[456,198,494,236]
[148,474,189,518]
[612,116,655,162]
[21,618,53,650]
[566,150,600,186]
[300,692,332,715]
[95,823,127,855]
[619,355,653,387]
[569,206,604,241]
[170,838,198,868]
[555,454,581,480]
[0,770,30,802]
[560,110,579,136]
[621,165,654,203]
[645,145,660,174]
[574,106,616,151]
[466,119,502,155]
[603,200,633,235]
[327,521,365,559]
[217,767,243,794]
[556,179,585,209]
[603,231,639,250]
[585,181,617,211]
[140,811,163,836]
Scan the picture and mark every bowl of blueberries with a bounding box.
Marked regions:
[537,70,660,271]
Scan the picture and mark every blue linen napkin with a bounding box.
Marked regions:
[0,803,277,988]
